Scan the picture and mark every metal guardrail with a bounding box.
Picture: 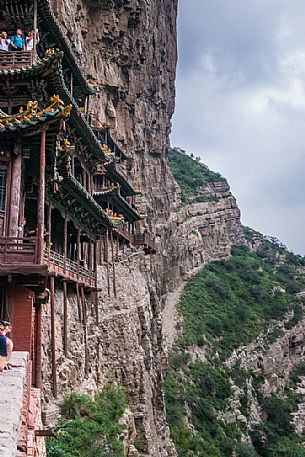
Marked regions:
[0,51,33,69]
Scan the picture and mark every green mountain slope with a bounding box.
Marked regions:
[166,151,305,457]
[168,147,225,205]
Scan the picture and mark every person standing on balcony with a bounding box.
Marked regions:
[0,32,11,51]
[10,29,24,51]
[17,218,27,238]
[25,29,39,51]
[0,321,13,372]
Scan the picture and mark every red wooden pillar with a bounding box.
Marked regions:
[63,216,68,273]
[8,154,22,237]
[76,229,80,279]
[82,167,86,189]
[47,204,52,260]
[110,231,116,298]
[37,128,47,263]
[71,155,75,177]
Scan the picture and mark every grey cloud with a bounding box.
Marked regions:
[172,0,305,254]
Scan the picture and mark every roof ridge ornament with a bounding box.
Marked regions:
[0,96,72,132]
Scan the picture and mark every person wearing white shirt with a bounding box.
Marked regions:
[25,30,39,51]
[0,32,11,52]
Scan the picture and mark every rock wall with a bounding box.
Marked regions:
[221,311,305,436]
[40,1,244,455]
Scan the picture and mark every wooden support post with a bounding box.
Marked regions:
[95,290,99,325]
[82,167,86,190]
[63,281,68,357]
[87,172,91,194]
[94,242,99,324]
[9,154,22,237]
[47,204,52,260]
[110,230,117,298]
[71,155,75,177]
[70,71,73,97]
[50,277,57,398]
[86,95,90,116]
[4,159,12,236]
[116,233,119,261]
[76,282,82,322]
[105,231,110,297]
[63,216,68,273]
[80,287,89,376]
[37,128,47,264]
[96,341,100,384]
[33,0,38,63]
[76,229,80,279]
[88,240,92,273]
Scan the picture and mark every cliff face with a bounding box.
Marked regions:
[40,2,244,455]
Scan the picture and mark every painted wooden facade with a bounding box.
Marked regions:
[0,0,155,409]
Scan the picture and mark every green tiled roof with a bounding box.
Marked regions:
[0,49,63,79]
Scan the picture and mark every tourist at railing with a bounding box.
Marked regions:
[17,218,27,238]
[10,29,24,51]
[25,29,39,51]
[0,31,11,52]
[0,321,13,372]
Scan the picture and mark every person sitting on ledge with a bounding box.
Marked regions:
[0,31,11,51]
[10,28,24,51]
[0,321,13,372]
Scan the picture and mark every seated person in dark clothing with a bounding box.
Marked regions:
[10,29,24,51]
[0,320,13,372]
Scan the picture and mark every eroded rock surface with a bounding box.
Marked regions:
[40,1,244,455]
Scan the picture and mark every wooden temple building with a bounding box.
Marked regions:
[0,0,155,400]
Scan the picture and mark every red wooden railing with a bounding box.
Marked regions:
[0,237,95,285]
[114,226,134,244]
[44,249,95,283]
[0,237,36,262]
[134,232,156,252]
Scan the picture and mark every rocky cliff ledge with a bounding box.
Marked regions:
[40,2,244,455]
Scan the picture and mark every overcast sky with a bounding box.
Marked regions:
[171,0,305,255]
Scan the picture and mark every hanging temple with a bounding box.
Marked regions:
[0,0,156,434]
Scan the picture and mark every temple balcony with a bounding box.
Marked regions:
[134,232,156,254]
[112,228,157,254]
[114,225,135,245]
[105,162,139,197]
[0,51,34,70]
[0,237,96,288]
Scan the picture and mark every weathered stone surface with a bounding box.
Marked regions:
[0,352,28,457]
